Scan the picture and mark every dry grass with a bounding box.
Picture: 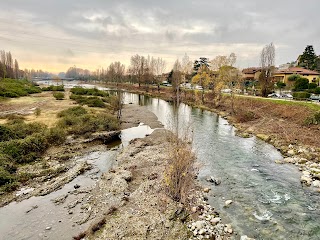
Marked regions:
[164,131,196,203]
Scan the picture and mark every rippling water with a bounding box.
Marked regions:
[123,92,320,240]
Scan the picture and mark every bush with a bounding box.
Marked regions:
[45,127,66,145]
[293,78,309,91]
[42,85,64,91]
[164,133,195,203]
[292,92,311,100]
[57,106,87,118]
[53,92,65,100]
[308,83,318,89]
[0,79,42,98]
[314,87,320,94]
[57,108,119,136]
[71,87,109,97]
[34,108,41,116]
[70,94,105,108]
[305,111,320,125]
[0,167,15,186]
[0,125,16,142]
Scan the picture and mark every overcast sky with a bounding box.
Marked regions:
[1,0,319,73]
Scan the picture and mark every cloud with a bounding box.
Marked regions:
[0,0,319,72]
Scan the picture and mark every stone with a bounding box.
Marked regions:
[240,236,255,240]
[210,217,221,225]
[310,168,320,174]
[313,180,320,188]
[224,200,233,207]
[301,175,312,186]
[203,188,211,193]
[283,157,296,164]
[74,184,80,189]
[298,158,308,164]
[191,206,198,213]
[287,149,295,156]
[195,220,205,229]
[45,227,51,230]
[256,134,270,142]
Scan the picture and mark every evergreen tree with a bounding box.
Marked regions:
[298,45,318,70]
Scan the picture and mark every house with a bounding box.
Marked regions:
[273,67,319,84]
[242,67,262,81]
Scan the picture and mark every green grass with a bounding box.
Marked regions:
[236,95,320,111]
[42,85,64,91]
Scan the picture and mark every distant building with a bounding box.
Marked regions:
[273,67,319,84]
[242,67,262,81]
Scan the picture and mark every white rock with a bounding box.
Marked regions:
[199,228,205,235]
[210,217,221,225]
[225,200,233,207]
[313,180,320,188]
[301,175,312,186]
[240,235,255,240]
[287,149,295,156]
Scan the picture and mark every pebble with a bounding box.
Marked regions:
[203,188,211,193]
[224,200,233,207]
[45,227,51,230]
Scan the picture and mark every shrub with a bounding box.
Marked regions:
[0,79,41,98]
[42,85,64,91]
[293,78,309,91]
[308,83,318,89]
[164,133,195,203]
[292,92,311,100]
[314,87,320,94]
[305,111,320,125]
[0,167,15,186]
[45,127,66,145]
[57,106,87,118]
[70,94,105,108]
[53,92,65,100]
[34,108,41,116]
[0,125,16,142]
[70,87,109,97]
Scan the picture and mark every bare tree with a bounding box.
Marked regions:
[260,43,275,97]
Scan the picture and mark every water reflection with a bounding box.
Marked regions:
[122,92,320,240]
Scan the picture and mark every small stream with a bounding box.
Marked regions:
[123,92,320,240]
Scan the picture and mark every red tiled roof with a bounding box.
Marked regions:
[242,67,262,74]
[275,67,319,75]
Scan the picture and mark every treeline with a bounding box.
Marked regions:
[0,50,21,79]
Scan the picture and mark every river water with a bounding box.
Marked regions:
[1,88,319,240]
[123,92,320,240]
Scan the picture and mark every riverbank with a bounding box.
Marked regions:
[106,83,320,191]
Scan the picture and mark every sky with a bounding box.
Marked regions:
[1,0,320,73]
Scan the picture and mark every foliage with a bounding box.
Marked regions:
[292,92,311,99]
[293,77,309,91]
[42,85,64,91]
[298,45,319,70]
[70,87,109,97]
[308,83,318,89]
[276,81,286,89]
[164,133,195,203]
[57,107,119,136]
[57,106,87,118]
[70,94,106,108]
[288,74,301,81]
[34,108,41,116]
[305,111,320,125]
[314,87,320,94]
[0,79,42,98]
[53,92,65,100]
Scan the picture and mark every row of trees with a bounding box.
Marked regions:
[0,50,20,79]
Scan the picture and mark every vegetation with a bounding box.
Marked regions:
[57,106,119,136]
[53,92,65,100]
[70,94,106,107]
[297,45,320,71]
[0,78,42,98]
[70,87,109,97]
[42,85,64,91]
[164,132,195,203]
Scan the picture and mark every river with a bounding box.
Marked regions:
[123,92,320,240]
[0,88,319,240]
